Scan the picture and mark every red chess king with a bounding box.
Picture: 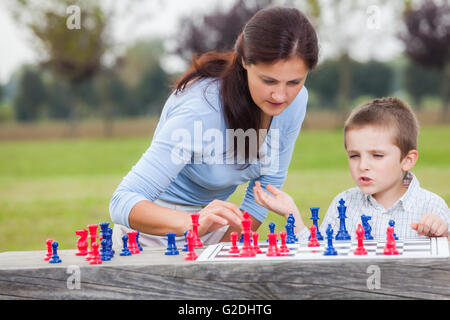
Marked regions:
[190,213,203,248]
[239,211,255,257]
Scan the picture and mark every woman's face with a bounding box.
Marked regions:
[242,55,309,118]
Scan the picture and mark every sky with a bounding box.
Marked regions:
[0,0,406,85]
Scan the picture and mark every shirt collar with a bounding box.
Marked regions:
[360,171,419,211]
[398,171,419,211]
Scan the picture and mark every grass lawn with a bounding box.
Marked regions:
[0,126,449,252]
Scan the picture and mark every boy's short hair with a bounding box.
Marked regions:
[344,97,419,159]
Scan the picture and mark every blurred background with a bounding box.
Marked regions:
[0,0,448,251]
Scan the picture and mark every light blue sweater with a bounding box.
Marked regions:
[110,78,308,228]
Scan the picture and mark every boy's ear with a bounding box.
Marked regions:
[401,149,418,172]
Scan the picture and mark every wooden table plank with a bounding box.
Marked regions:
[1,247,449,300]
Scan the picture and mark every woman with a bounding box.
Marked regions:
[110,6,319,248]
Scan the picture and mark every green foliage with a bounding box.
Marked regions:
[306,58,394,110]
[14,67,46,121]
[0,126,448,251]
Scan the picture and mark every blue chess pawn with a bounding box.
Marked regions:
[309,207,323,241]
[182,230,189,252]
[267,222,276,243]
[136,231,143,251]
[165,233,179,255]
[100,239,111,261]
[107,227,115,257]
[285,213,298,244]
[361,214,374,240]
[120,235,132,256]
[49,241,62,263]
[323,224,338,256]
[388,220,398,240]
[335,198,351,240]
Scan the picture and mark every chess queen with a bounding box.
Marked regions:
[110,7,319,249]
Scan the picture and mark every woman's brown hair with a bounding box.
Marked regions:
[175,6,319,163]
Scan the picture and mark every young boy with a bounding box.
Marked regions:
[253,97,450,240]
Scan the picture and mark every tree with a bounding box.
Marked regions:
[11,0,112,135]
[115,39,171,117]
[14,67,46,121]
[400,0,450,122]
[299,0,406,124]
[173,0,275,63]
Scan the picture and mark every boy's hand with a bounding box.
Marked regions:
[411,213,449,238]
[253,181,306,234]
[253,181,299,219]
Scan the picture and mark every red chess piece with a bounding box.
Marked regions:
[89,242,102,265]
[353,224,368,255]
[44,239,53,261]
[190,213,203,248]
[252,232,262,254]
[239,211,256,257]
[127,231,140,254]
[75,229,88,256]
[184,230,198,261]
[266,233,280,257]
[228,232,240,254]
[308,225,320,247]
[384,226,399,255]
[85,224,98,261]
[279,231,290,255]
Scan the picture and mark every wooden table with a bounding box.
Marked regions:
[1,246,449,300]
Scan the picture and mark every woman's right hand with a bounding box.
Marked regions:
[195,200,244,237]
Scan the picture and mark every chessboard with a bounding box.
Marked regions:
[197,237,449,262]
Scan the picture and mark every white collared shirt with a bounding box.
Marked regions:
[297,172,450,240]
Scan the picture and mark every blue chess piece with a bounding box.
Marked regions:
[309,207,323,241]
[49,241,62,263]
[182,230,189,252]
[335,198,351,240]
[136,231,143,251]
[361,215,374,240]
[99,222,114,259]
[120,235,132,256]
[388,220,398,240]
[107,227,115,258]
[165,233,179,255]
[100,238,111,261]
[267,222,276,243]
[269,222,276,234]
[285,213,298,244]
[323,224,338,256]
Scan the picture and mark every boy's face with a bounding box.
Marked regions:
[345,125,416,204]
